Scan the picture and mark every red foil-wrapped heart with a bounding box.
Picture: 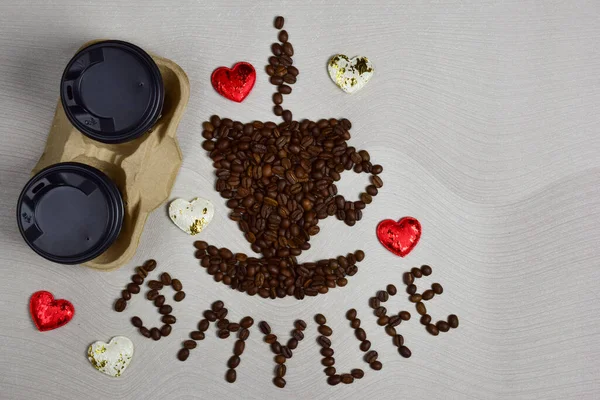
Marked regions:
[376,217,421,257]
[211,62,256,102]
[29,291,74,331]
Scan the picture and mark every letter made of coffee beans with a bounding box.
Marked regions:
[368,285,412,358]
[177,300,254,384]
[259,319,307,388]
[404,265,460,336]
[316,313,376,385]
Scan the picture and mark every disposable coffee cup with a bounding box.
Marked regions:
[60,40,164,144]
[16,162,124,264]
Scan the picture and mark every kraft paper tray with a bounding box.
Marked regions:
[32,40,190,271]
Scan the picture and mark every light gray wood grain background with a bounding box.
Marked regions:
[1,1,599,399]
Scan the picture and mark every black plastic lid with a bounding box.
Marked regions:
[17,162,124,264]
[60,40,164,144]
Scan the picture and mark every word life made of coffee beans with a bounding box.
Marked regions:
[113,261,459,387]
[199,16,384,299]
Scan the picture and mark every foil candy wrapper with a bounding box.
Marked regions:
[169,197,215,235]
[87,336,134,377]
[328,54,374,94]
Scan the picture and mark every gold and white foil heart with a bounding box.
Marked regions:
[169,197,215,235]
[87,336,133,377]
[328,54,374,94]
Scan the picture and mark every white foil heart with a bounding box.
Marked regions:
[327,54,374,94]
[87,336,133,377]
[169,197,215,235]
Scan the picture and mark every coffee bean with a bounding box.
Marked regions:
[432,283,444,294]
[150,327,161,341]
[171,279,183,291]
[448,314,459,328]
[139,326,150,338]
[121,290,131,301]
[174,291,186,302]
[385,325,397,336]
[377,316,389,326]
[393,334,404,347]
[219,329,230,339]
[365,350,378,363]
[228,355,241,368]
[278,29,288,42]
[328,375,342,386]
[355,328,366,341]
[146,289,159,301]
[398,346,412,358]
[359,340,371,352]
[341,374,354,384]
[228,323,240,332]
[282,109,292,122]
[370,361,382,371]
[159,305,172,315]
[389,315,402,327]
[225,368,236,383]
[351,319,361,329]
[126,283,140,294]
[273,376,286,388]
[324,366,336,376]
[136,266,148,278]
[239,328,250,341]
[274,16,284,29]
[240,316,254,328]
[275,354,286,364]
[191,331,205,340]
[371,175,383,188]
[411,267,422,278]
[265,334,278,344]
[154,295,165,307]
[377,291,389,302]
[148,280,163,290]
[178,348,190,361]
[416,302,427,316]
[132,274,143,285]
[420,264,432,275]
[273,93,283,104]
[295,320,306,331]
[437,321,450,332]
[114,298,126,312]
[234,340,245,355]
[144,259,157,271]
[131,316,142,327]
[266,65,275,76]
[351,369,364,379]
[184,340,197,350]
[194,241,208,250]
[317,336,331,348]
[399,311,411,321]
[204,310,217,322]
[271,342,282,354]
[422,290,434,301]
[354,250,365,261]
[162,315,176,324]
[315,314,326,325]
[281,346,293,359]
[410,294,422,303]
[372,164,383,174]
[427,324,439,336]
[160,272,172,285]
[403,272,414,285]
[386,284,397,296]
[369,297,380,309]
[212,300,224,311]
[321,348,334,357]
[259,321,271,334]
[292,329,304,341]
[278,84,292,94]
[421,314,432,325]
[346,309,357,320]
[318,325,332,336]
[407,284,417,295]
[283,42,294,56]
[288,66,299,76]
[322,357,335,367]
[198,319,210,331]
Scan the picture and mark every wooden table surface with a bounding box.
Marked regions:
[1,1,599,399]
